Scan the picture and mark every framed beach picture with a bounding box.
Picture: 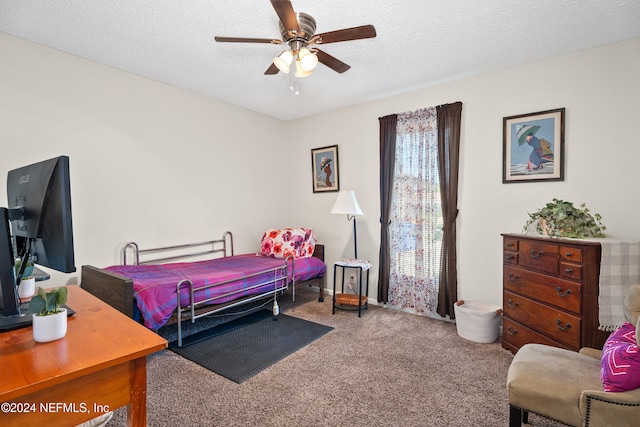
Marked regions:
[311,145,339,193]
[503,108,565,183]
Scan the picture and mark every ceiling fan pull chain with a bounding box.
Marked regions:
[291,74,300,95]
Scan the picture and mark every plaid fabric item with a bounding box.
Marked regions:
[597,239,640,331]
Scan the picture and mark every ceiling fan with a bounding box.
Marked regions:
[214,0,377,77]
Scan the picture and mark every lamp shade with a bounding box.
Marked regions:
[273,50,293,74]
[330,190,363,216]
[294,58,313,78]
[298,47,318,72]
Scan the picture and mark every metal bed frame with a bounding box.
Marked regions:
[119,231,292,346]
[82,232,326,347]
[121,231,235,265]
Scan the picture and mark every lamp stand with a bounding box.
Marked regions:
[349,215,358,259]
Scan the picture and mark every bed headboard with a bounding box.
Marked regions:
[312,244,324,262]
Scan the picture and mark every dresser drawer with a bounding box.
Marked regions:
[560,246,583,263]
[504,251,518,265]
[503,266,581,314]
[519,241,559,274]
[503,317,569,351]
[504,238,519,252]
[504,290,581,349]
[560,262,583,280]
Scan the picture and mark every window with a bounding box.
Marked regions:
[387,107,443,316]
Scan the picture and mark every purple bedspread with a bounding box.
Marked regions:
[105,254,325,330]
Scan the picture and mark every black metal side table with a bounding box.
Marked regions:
[332,258,372,317]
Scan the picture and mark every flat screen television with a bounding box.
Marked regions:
[0,156,75,330]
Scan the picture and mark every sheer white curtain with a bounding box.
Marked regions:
[387,107,443,316]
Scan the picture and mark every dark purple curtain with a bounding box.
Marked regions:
[436,102,462,319]
[377,114,397,303]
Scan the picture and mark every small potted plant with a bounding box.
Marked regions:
[15,258,36,298]
[29,286,68,343]
[14,258,35,278]
[522,198,606,238]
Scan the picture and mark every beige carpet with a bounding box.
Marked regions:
[109,286,564,426]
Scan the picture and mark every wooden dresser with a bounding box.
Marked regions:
[501,233,610,354]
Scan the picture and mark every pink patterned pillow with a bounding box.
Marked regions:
[601,322,640,392]
[257,228,317,259]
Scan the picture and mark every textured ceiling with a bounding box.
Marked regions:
[1,1,639,121]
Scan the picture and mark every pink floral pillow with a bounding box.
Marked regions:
[257,228,317,259]
[601,322,640,392]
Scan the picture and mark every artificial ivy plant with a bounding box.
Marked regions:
[522,198,606,238]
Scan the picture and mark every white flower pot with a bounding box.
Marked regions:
[18,277,36,299]
[32,308,67,343]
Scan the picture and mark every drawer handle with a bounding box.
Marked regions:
[507,273,520,282]
[530,250,544,258]
[508,299,519,309]
[506,327,518,336]
[505,255,515,260]
[564,268,573,274]
[507,243,515,248]
[565,251,572,257]
[556,287,572,298]
[556,319,572,331]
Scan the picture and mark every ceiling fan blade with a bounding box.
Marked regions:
[311,25,377,44]
[271,0,299,35]
[264,63,280,75]
[214,36,281,44]
[315,49,351,73]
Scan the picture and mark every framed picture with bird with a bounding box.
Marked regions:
[503,108,565,183]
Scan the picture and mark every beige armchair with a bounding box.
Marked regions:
[507,286,640,427]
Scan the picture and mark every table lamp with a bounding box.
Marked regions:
[330,190,363,259]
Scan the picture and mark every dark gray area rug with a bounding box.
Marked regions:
[169,309,333,383]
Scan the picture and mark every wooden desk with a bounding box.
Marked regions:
[0,285,167,426]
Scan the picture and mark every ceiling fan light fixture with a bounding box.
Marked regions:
[295,58,313,78]
[273,50,294,73]
[215,1,377,86]
[298,47,318,72]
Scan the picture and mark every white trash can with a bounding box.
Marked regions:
[454,299,503,343]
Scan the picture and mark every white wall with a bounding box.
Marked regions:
[0,33,288,285]
[287,37,640,308]
[2,33,639,310]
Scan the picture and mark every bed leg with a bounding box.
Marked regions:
[177,311,183,347]
[318,276,325,302]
